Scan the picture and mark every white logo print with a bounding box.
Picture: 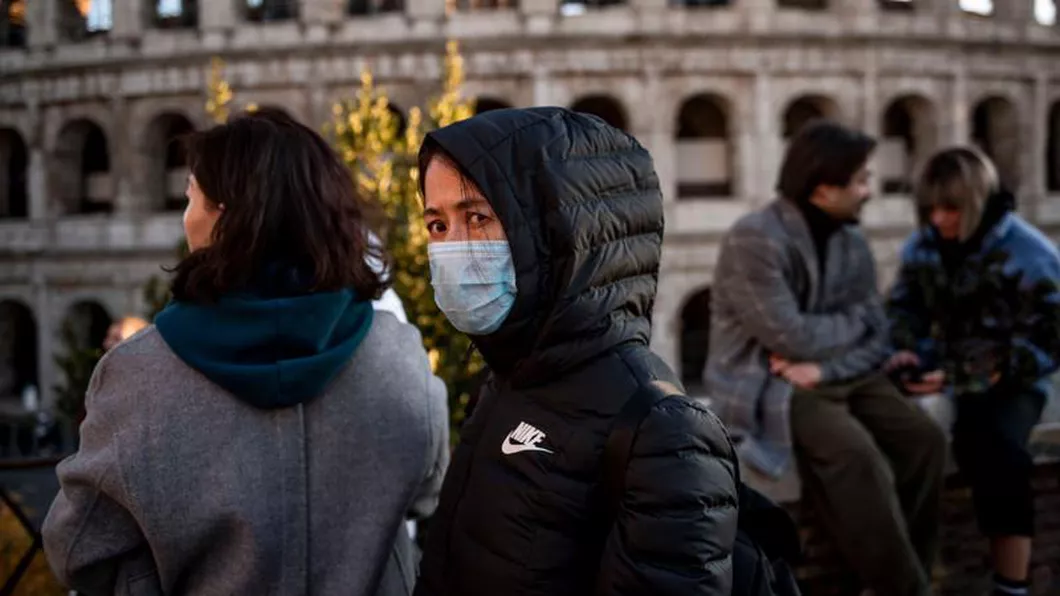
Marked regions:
[501,422,555,455]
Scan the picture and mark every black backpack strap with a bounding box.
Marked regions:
[599,380,683,524]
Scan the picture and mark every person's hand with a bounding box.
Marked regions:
[885,350,920,373]
[903,370,944,395]
[770,355,822,390]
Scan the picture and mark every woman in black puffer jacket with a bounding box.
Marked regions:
[414,107,739,596]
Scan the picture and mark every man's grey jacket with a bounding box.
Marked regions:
[705,198,891,478]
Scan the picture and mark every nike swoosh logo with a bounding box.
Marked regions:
[501,435,555,455]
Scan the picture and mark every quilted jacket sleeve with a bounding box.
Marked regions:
[595,398,739,596]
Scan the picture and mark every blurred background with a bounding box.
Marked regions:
[3,1,1060,594]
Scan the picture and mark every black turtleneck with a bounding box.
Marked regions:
[794,199,844,275]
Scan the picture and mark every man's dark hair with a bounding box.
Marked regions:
[775,120,877,204]
[170,108,388,303]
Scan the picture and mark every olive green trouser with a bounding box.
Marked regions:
[791,373,948,596]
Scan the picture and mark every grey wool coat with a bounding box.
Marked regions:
[42,312,449,596]
[705,198,890,478]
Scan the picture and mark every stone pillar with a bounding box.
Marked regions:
[112,0,146,40]
[26,0,57,48]
[994,0,1033,23]
[950,63,969,145]
[1026,73,1048,221]
[638,67,675,203]
[407,0,446,27]
[751,72,776,205]
[110,95,138,214]
[531,65,555,106]
[522,0,558,33]
[302,0,346,22]
[200,0,239,36]
[862,52,883,199]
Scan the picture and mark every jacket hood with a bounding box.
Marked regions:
[155,286,374,409]
[424,107,664,385]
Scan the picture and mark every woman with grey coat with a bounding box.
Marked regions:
[42,108,449,596]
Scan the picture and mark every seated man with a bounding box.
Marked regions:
[706,120,947,596]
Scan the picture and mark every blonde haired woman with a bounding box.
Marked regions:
[887,147,1060,596]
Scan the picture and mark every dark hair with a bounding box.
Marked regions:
[170,108,388,302]
[417,137,481,200]
[775,120,877,204]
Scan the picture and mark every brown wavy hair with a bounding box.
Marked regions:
[170,108,388,302]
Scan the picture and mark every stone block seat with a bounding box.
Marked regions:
[691,393,1060,596]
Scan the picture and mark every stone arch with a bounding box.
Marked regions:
[0,299,37,403]
[1047,100,1060,192]
[880,94,939,195]
[570,94,629,132]
[782,94,841,138]
[679,287,712,392]
[972,95,1020,191]
[0,127,28,218]
[53,118,112,215]
[474,97,513,115]
[62,300,113,353]
[143,112,196,212]
[675,93,733,199]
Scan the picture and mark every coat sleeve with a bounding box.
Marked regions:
[1009,254,1060,381]
[42,355,147,593]
[885,242,936,359]
[408,371,450,520]
[819,246,892,382]
[719,232,870,361]
[596,399,739,596]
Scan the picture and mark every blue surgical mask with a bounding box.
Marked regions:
[428,240,517,335]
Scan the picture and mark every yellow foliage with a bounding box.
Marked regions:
[205,57,234,124]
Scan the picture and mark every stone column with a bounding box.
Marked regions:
[407,0,445,35]
[26,0,57,48]
[111,0,146,40]
[950,61,969,145]
[110,95,138,214]
[1026,72,1048,221]
[994,0,1033,23]
[638,67,675,203]
[750,71,776,205]
[531,65,555,106]
[200,0,239,43]
[521,0,558,34]
[301,0,344,41]
[862,51,883,199]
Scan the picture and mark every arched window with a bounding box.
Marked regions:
[1047,101,1060,192]
[0,300,37,403]
[676,94,733,199]
[782,94,840,139]
[60,0,112,41]
[153,0,198,28]
[348,0,403,15]
[0,128,28,219]
[880,95,938,194]
[570,95,628,132]
[144,113,195,211]
[1,0,27,47]
[680,288,712,393]
[245,0,299,22]
[54,119,112,215]
[972,96,1020,190]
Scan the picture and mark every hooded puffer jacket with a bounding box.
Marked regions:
[415,107,739,596]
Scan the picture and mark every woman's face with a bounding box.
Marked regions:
[423,157,506,244]
[183,175,223,251]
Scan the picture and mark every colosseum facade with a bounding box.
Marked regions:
[1,0,1059,408]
